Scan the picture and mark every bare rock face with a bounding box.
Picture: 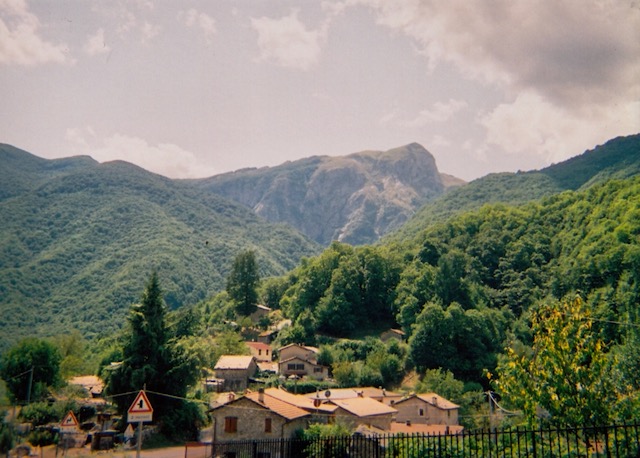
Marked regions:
[197,143,461,245]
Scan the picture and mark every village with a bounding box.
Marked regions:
[57,305,462,454]
[208,347,461,443]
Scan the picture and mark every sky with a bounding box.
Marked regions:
[0,1,638,182]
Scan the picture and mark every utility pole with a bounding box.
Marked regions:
[26,367,34,405]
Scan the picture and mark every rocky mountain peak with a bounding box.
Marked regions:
[197,143,461,245]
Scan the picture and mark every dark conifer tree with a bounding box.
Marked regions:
[105,271,200,439]
[226,250,260,316]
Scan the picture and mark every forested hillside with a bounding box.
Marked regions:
[0,146,320,351]
[388,134,640,242]
[273,176,640,386]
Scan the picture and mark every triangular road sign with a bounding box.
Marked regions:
[128,390,154,422]
[128,390,153,413]
[60,411,79,429]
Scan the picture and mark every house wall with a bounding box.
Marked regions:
[248,345,272,362]
[280,345,316,362]
[333,410,394,431]
[279,357,328,380]
[214,360,257,391]
[212,398,307,442]
[394,398,459,426]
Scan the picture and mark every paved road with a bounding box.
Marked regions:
[33,444,208,458]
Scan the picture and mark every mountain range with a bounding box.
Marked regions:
[189,142,464,245]
[0,134,638,351]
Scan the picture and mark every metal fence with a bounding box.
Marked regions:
[210,423,640,458]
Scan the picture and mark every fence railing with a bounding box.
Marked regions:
[210,422,640,458]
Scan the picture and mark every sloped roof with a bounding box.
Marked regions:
[279,343,319,353]
[244,391,310,420]
[395,393,460,410]
[304,387,399,401]
[331,397,397,418]
[279,356,319,365]
[214,355,255,370]
[265,388,337,413]
[246,341,272,352]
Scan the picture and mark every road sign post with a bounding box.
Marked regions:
[127,390,153,458]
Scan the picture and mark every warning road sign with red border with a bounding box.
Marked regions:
[61,411,79,429]
[128,390,154,422]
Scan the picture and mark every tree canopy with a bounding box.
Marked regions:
[0,338,61,403]
[227,250,260,316]
[104,271,201,440]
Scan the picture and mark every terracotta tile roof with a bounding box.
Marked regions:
[331,397,397,418]
[389,422,464,435]
[246,342,272,352]
[304,387,400,401]
[257,361,278,373]
[415,393,460,410]
[245,391,310,420]
[279,356,317,364]
[265,388,337,413]
[278,343,318,353]
[214,355,255,370]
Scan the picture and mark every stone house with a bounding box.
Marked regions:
[393,393,460,426]
[278,344,329,380]
[210,389,310,443]
[246,341,273,362]
[328,397,397,430]
[248,304,272,324]
[213,355,257,392]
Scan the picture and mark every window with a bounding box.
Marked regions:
[419,408,424,416]
[224,416,238,433]
[258,349,262,355]
[313,367,323,373]
[296,363,305,370]
[287,363,305,371]
[265,418,272,433]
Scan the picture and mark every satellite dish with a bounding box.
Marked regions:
[325,390,331,399]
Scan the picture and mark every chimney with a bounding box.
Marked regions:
[227,393,235,402]
[258,388,265,404]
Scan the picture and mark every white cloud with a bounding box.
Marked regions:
[349,0,639,168]
[0,0,73,66]
[358,0,640,109]
[140,21,160,43]
[65,129,217,179]
[93,1,160,44]
[83,28,110,56]
[405,99,467,126]
[251,10,325,71]
[178,8,216,44]
[481,92,640,165]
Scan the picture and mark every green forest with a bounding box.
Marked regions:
[1,136,639,445]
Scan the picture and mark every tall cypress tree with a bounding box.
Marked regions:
[226,250,260,316]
